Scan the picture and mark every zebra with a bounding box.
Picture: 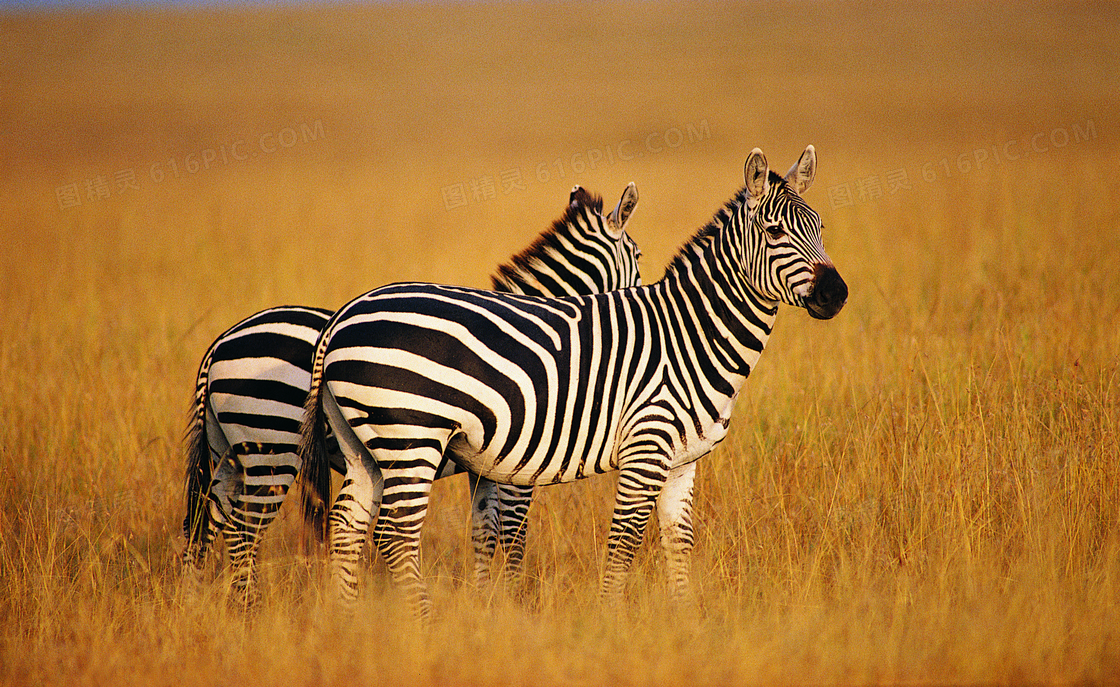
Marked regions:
[299,146,848,619]
[181,183,643,608]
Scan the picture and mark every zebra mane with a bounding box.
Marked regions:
[490,188,605,292]
[661,171,789,279]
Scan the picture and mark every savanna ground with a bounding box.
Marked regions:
[1,2,1118,684]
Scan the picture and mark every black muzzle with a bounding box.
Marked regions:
[805,263,848,320]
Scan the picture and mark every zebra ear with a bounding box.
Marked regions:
[607,182,639,238]
[784,144,816,194]
[744,148,770,200]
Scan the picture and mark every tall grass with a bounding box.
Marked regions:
[2,2,1118,684]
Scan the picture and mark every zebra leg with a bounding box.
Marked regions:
[600,460,670,606]
[224,524,263,610]
[215,443,299,610]
[327,461,383,605]
[180,511,220,599]
[470,477,533,586]
[496,483,533,583]
[182,466,222,582]
[468,472,500,585]
[224,492,291,611]
[656,462,697,603]
[370,457,440,622]
[320,385,384,605]
[211,446,261,609]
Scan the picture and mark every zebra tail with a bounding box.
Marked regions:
[183,361,212,548]
[298,332,332,543]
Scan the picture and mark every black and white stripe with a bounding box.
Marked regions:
[300,147,848,618]
[182,305,331,607]
[182,184,642,607]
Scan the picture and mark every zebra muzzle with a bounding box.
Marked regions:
[805,263,848,320]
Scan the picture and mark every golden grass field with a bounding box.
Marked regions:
[2,1,1119,684]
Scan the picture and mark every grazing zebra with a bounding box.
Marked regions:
[299,146,848,619]
[181,183,642,608]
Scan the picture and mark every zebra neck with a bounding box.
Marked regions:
[490,218,600,297]
[657,227,779,381]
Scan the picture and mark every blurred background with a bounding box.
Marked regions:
[1,2,1118,684]
[4,1,1114,303]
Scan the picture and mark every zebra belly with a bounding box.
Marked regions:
[445,423,618,487]
[444,434,539,486]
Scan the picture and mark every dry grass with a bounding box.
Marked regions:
[2,1,1119,684]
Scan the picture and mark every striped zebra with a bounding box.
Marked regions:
[299,146,848,619]
[181,183,642,608]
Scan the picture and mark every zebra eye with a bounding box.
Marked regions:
[764,223,786,239]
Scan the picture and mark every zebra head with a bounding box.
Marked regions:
[492,183,642,296]
[573,182,643,291]
[740,145,847,320]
